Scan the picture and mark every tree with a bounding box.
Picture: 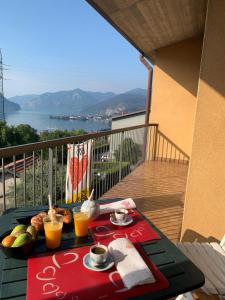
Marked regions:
[0,120,8,148]
[114,137,142,165]
[40,129,87,142]
[0,121,39,148]
[14,124,39,145]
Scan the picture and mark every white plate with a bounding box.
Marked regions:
[110,214,133,226]
[83,253,114,272]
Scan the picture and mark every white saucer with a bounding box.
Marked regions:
[83,253,114,272]
[110,214,133,226]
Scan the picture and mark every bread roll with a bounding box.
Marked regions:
[31,212,47,231]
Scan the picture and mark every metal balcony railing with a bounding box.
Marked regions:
[0,124,159,212]
[0,123,189,213]
[146,126,189,164]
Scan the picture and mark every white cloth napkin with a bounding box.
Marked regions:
[100,198,136,215]
[108,238,155,289]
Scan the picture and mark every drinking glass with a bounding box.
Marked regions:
[43,214,63,249]
[73,206,89,237]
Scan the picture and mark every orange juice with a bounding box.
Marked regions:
[73,212,89,237]
[43,214,63,249]
[44,222,63,249]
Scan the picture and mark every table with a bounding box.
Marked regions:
[0,199,205,300]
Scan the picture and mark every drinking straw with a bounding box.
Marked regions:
[48,194,54,222]
[48,194,52,210]
[88,189,94,201]
[48,148,53,202]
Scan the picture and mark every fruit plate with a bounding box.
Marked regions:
[0,230,36,259]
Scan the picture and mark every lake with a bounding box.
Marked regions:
[5,110,110,133]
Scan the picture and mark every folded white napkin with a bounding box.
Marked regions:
[100,198,136,215]
[108,238,155,289]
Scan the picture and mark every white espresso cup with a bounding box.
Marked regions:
[90,244,108,265]
[115,208,128,222]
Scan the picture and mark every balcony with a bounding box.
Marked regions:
[101,161,188,242]
[0,124,189,242]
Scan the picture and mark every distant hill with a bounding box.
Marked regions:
[8,89,115,114]
[8,88,147,116]
[9,94,38,107]
[81,88,147,116]
[0,97,21,114]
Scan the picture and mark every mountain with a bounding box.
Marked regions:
[0,97,21,114]
[9,94,38,107]
[81,88,147,116]
[7,88,147,116]
[8,89,115,114]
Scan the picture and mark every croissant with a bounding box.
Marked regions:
[31,212,47,231]
[31,208,72,231]
[53,207,72,224]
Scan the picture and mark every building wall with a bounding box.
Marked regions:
[110,114,145,160]
[111,114,145,130]
[181,0,225,242]
[150,37,203,156]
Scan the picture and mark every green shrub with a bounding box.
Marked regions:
[8,162,66,207]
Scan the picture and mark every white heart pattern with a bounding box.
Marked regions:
[42,282,60,295]
[36,266,56,281]
[52,252,79,269]
[62,252,79,265]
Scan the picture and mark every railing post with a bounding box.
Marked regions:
[48,147,53,201]
[153,125,159,161]
[23,153,26,206]
[13,155,17,208]
[32,151,35,206]
[1,158,6,211]
[118,131,124,181]
[142,125,148,162]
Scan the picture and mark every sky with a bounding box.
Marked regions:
[0,0,148,98]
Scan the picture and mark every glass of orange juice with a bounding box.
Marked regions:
[43,214,63,249]
[73,207,89,237]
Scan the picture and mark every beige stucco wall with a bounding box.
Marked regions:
[112,114,145,130]
[150,37,203,156]
[110,114,145,159]
[181,0,225,242]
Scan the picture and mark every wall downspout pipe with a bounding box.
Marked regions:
[139,54,153,161]
[139,54,153,125]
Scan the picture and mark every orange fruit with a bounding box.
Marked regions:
[2,235,16,247]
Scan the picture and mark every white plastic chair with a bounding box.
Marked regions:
[176,234,225,300]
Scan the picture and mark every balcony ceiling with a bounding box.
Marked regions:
[87,0,207,60]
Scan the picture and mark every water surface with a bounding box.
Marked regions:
[5,110,110,133]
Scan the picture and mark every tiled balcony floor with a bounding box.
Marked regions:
[100,161,188,242]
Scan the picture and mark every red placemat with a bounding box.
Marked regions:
[89,209,160,245]
[27,245,169,300]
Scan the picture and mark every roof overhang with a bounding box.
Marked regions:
[86,0,207,63]
[112,110,146,121]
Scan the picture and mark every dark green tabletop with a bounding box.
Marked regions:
[0,199,204,300]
